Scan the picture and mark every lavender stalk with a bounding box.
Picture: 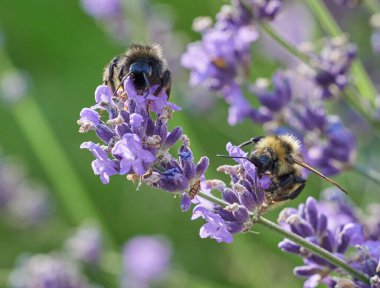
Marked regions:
[306,0,377,104]
[257,217,370,285]
[261,22,310,64]
[199,192,371,284]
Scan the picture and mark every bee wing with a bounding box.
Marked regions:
[292,159,349,195]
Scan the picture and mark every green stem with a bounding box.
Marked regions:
[11,97,117,247]
[197,191,229,207]
[306,1,377,104]
[261,22,311,64]
[257,217,370,284]
[0,47,118,246]
[198,192,370,284]
[353,163,380,186]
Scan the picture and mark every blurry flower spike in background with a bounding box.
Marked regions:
[2,0,380,287]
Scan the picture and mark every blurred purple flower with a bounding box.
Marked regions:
[371,14,380,54]
[181,0,267,125]
[319,188,380,242]
[252,71,291,112]
[371,32,380,54]
[122,235,172,287]
[81,0,120,19]
[9,253,92,288]
[65,224,103,265]
[0,69,29,103]
[0,156,50,227]
[250,70,356,176]
[332,0,361,8]
[259,1,315,65]
[245,0,283,21]
[223,82,272,125]
[311,37,356,98]
[317,188,357,232]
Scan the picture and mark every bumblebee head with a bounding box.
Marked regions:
[129,61,153,77]
[128,61,153,93]
[249,150,276,175]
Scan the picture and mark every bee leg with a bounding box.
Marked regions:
[117,65,127,82]
[289,183,306,199]
[272,183,306,202]
[106,57,119,94]
[238,136,265,148]
[153,70,172,99]
[267,174,306,201]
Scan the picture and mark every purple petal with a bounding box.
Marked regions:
[193,206,233,243]
[222,188,240,204]
[81,141,118,184]
[232,206,250,223]
[303,274,321,288]
[163,127,182,150]
[95,124,116,143]
[195,157,209,178]
[294,265,322,277]
[146,85,181,113]
[94,84,113,104]
[305,197,319,232]
[226,221,246,234]
[79,108,100,126]
[129,113,144,128]
[278,239,301,254]
[181,194,192,212]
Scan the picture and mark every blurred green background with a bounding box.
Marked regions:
[0,0,378,287]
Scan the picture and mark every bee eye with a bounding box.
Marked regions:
[130,62,153,77]
[258,155,273,172]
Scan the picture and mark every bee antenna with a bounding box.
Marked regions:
[238,136,264,148]
[113,72,131,97]
[216,154,248,160]
[293,159,349,195]
[143,73,151,98]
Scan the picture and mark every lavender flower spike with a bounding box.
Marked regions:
[278,196,374,287]
[79,68,184,185]
[190,143,270,243]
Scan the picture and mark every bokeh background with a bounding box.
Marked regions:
[0,0,378,287]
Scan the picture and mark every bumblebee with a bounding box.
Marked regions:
[219,134,348,203]
[103,43,171,97]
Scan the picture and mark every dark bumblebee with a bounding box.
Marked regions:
[219,134,348,203]
[103,43,171,97]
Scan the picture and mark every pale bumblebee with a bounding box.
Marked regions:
[103,43,171,97]
[219,134,348,204]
